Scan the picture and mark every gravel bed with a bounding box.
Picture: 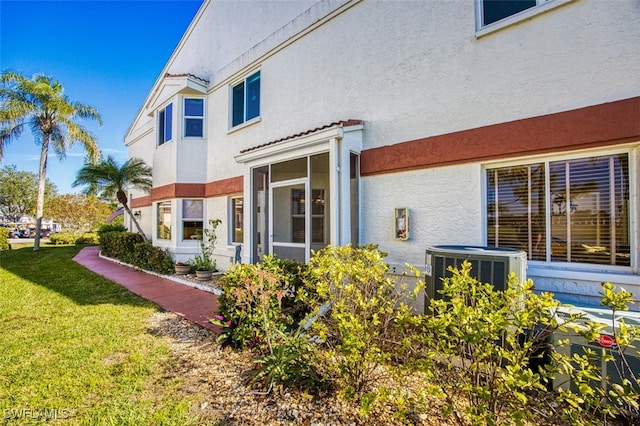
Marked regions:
[147,311,457,425]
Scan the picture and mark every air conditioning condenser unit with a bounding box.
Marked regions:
[424,245,527,302]
[552,305,640,393]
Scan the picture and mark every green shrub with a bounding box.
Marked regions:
[214,255,306,351]
[96,223,126,235]
[98,232,173,274]
[214,255,318,392]
[419,262,640,426]
[49,233,78,245]
[75,232,99,245]
[252,329,322,392]
[419,261,562,425]
[128,242,174,274]
[0,227,9,250]
[298,244,422,399]
[48,232,98,245]
[210,245,640,425]
[99,231,145,259]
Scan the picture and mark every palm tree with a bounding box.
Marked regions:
[73,156,152,238]
[0,71,101,250]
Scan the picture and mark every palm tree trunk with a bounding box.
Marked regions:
[123,203,147,240]
[117,191,146,239]
[33,136,49,251]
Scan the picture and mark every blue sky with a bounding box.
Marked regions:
[0,0,203,194]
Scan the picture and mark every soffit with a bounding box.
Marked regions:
[145,73,209,116]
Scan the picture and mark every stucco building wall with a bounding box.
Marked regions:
[125,0,640,306]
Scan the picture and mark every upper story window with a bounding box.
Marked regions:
[231,71,260,128]
[158,103,173,145]
[184,98,204,137]
[481,0,537,26]
[477,0,573,33]
[486,153,631,267]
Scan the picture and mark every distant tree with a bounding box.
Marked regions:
[0,71,101,250]
[46,194,112,233]
[0,165,57,222]
[73,156,152,238]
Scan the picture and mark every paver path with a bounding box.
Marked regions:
[73,246,219,331]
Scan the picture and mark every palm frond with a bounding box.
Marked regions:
[0,71,101,165]
[73,102,103,127]
[73,156,152,201]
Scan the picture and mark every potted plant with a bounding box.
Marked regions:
[191,254,215,280]
[191,219,221,281]
[174,261,191,275]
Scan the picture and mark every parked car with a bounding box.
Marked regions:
[18,228,34,238]
[40,229,52,237]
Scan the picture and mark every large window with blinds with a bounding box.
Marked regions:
[487,154,630,267]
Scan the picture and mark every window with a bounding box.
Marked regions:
[481,0,536,26]
[291,189,305,244]
[291,189,324,244]
[230,197,244,243]
[182,199,203,240]
[184,98,204,137]
[231,71,260,127]
[486,154,630,267]
[157,201,172,240]
[158,103,173,145]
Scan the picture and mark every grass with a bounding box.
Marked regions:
[0,244,200,425]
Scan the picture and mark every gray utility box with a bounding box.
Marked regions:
[424,245,527,302]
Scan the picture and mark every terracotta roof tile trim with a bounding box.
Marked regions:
[164,73,209,84]
[239,119,363,154]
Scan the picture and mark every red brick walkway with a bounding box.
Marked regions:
[73,246,219,331]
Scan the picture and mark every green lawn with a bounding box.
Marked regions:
[0,245,199,425]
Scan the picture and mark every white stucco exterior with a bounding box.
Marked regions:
[125,0,640,308]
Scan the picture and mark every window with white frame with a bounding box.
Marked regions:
[158,103,173,145]
[230,197,244,243]
[291,189,325,244]
[479,0,551,27]
[231,71,260,127]
[157,201,172,240]
[486,153,631,267]
[184,98,204,137]
[182,199,203,240]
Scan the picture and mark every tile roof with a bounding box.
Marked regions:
[239,120,363,154]
[164,73,210,84]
